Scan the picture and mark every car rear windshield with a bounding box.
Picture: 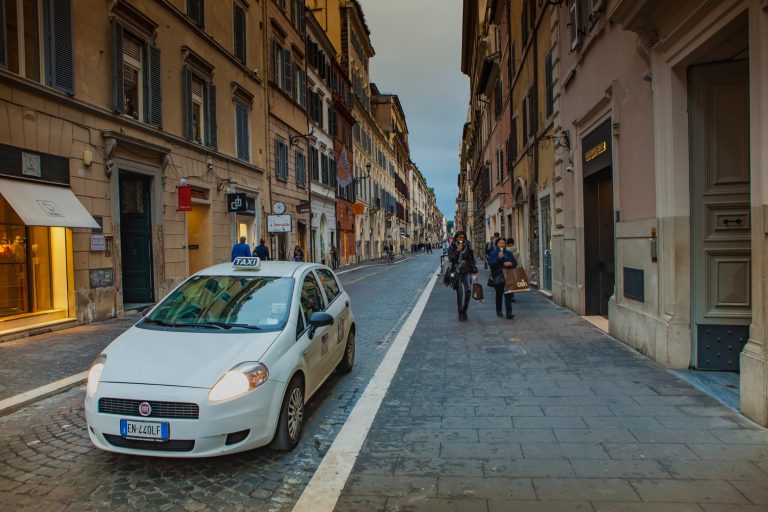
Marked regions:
[141,275,294,332]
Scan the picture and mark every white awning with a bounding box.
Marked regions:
[0,177,101,229]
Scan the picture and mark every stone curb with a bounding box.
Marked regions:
[0,371,88,417]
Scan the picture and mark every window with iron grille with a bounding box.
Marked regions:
[233,2,246,64]
[235,101,249,161]
[275,139,288,180]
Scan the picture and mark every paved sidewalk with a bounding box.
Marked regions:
[0,315,139,402]
[334,274,768,511]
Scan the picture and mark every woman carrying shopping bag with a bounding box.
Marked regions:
[447,230,479,322]
[487,237,517,319]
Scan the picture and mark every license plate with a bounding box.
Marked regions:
[120,419,170,441]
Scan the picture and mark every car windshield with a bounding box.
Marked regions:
[141,275,294,332]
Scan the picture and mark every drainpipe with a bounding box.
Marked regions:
[262,0,275,259]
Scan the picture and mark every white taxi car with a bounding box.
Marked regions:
[84,257,355,457]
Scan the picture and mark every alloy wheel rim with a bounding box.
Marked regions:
[287,387,304,441]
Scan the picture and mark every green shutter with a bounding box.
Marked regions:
[144,44,162,128]
[181,67,193,140]
[112,22,124,113]
[47,0,75,94]
[283,48,292,95]
[236,103,249,161]
[233,4,246,64]
[205,82,217,149]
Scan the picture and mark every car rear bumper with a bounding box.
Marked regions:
[85,381,283,457]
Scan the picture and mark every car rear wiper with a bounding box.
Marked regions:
[194,321,262,330]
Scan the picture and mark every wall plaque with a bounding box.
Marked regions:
[89,268,114,288]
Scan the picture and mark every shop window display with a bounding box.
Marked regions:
[0,196,53,318]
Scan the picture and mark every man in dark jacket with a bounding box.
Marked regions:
[231,236,251,261]
[448,230,479,321]
[254,239,270,260]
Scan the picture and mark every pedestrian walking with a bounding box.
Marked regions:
[254,239,270,260]
[448,230,478,321]
[330,244,339,269]
[231,236,251,261]
[293,245,304,262]
[488,237,517,319]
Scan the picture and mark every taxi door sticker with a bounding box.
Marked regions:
[337,318,345,344]
[321,333,329,356]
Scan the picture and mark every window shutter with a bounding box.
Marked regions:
[188,0,203,27]
[236,103,249,161]
[233,4,246,64]
[47,0,74,94]
[272,40,278,83]
[143,44,162,128]
[283,48,292,95]
[112,22,125,113]
[275,139,281,178]
[205,82,217,149]
[182,66,193,140]
[0,1,7,69]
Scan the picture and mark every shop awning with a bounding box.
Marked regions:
[0,177,101,229]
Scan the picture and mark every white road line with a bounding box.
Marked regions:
[0,371,88,416]
[336,265,375,275]
[291,265,440,512]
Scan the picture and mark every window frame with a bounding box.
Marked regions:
[235,100,250,161]
[233,1,246,65]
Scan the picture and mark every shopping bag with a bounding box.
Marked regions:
[472,282,484,301]
[503,267,530,293]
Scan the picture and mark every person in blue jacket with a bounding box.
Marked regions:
[487,237,517,319]
[231,236,251,261]
[254,239,270,260]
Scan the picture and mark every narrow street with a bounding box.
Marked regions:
[1,254,767,511]
[0,254,437,511]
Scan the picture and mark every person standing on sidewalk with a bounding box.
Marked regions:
[231,236,251,261]
[488,237,517,319]
[448,230,478,321]
[254,239,270,260]
[330,244,339,269]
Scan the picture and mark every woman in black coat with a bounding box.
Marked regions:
[447,230,479,321]
[487,237,517,319]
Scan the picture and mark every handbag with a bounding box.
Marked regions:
[503,266,530,294]
[487,273,505,288]
[472,282,484,301]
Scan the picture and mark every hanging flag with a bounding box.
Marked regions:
[337,145,353,187]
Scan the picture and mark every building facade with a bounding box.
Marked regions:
[0,0,267,338]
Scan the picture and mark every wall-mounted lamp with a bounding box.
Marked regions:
[353,162,371,185]
[206,156,214,171]
[290,128,316,146]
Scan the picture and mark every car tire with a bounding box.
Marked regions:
[337,329,355,374]
[269,376,304,451]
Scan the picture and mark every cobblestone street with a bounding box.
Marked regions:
[0,255,437,511]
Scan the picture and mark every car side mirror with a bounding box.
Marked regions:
[308,311,334,339]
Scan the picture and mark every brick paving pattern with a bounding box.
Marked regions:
[334,274,768,512]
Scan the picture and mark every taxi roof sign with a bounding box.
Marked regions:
[232,256,261,269]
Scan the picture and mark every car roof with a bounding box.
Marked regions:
[196,261,324,278]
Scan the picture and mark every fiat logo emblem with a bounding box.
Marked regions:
[138,402,152,417]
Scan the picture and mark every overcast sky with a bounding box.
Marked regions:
[358,0,468,222]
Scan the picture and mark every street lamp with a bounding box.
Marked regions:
[353,162,371,185]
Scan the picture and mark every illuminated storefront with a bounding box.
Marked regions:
[0,175,99,335]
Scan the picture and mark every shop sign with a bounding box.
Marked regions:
[226,192,248,212]
[582,118,613,178]
[177,184,192,212]
[268,215,292,233]
[22,152,41,177]
[90,234,106,251]
[296,202,311,214]
[351,203,365,215]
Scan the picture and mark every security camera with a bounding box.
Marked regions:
[565,166,574,173]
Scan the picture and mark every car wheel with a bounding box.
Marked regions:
[337,329,355,374]
[269,376,304,451]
